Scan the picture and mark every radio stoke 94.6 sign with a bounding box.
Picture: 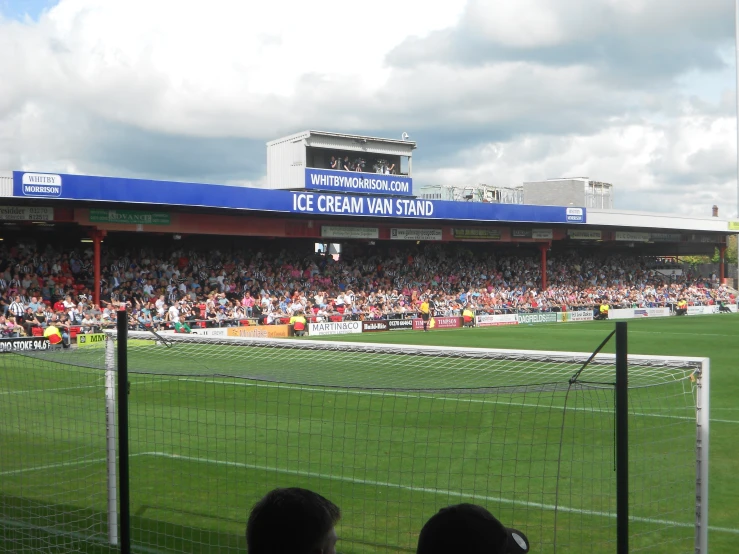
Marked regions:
[0,337,50,352]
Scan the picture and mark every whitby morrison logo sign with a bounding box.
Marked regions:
[21,173,62,198]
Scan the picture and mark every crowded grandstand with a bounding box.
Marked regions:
[0,239,736,341]
[0,128,736,342]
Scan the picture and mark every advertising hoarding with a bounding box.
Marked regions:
[0,337,50,352]
[13,172,586,225]
[475,314,519,327]
[76,333,106,346]
[362,320,390,332]
[305,168,413,197]
[388,319,413,331]
[309,321,362,336]
[412,317,461,330]
[391,228,443,241]
[517,312,558,324]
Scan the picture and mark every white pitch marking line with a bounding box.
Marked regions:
[0,384,99,396]
[177,378,739,425]
[0,516,162,554]
[147,451,739,536]
[0,453,147,477]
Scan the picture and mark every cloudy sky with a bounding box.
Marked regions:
[1,0,738,217]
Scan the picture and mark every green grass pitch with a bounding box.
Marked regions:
[1,314,737,553]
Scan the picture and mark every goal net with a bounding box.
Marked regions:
[0,330,708,554]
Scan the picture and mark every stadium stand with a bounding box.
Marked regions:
[0,242,734,335]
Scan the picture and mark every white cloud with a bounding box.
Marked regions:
[0,0,737,218]
[413,116,737,217]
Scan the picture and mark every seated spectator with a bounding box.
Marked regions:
[21,307,38,336]
[246,487,340,554]
[417,503,530,554]
[0,315,19,337]
[289,310,307,336]
[173,314,191,334]
[43,323,65,347]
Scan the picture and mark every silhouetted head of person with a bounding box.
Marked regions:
[417,504,530,554]
[246,487,341,554]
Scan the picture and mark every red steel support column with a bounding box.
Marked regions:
[92,229,106,307]
[719,244,726,284]
[540,244,548,290]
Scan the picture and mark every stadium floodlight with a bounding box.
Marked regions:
[0,330,708,554]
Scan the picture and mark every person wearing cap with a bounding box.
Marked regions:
[416,503,530,554]
[246,487,341,554]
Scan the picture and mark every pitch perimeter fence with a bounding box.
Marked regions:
[0,321,709,554]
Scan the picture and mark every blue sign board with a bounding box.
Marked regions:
[19,173,62,197]
[304,168,413,197]
[13,171,585,224]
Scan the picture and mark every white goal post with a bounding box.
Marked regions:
[98,330,709,554]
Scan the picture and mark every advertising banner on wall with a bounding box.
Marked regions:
[532,229,553,239]
[0,337,50,352]
[650,232,682,242]
[412,316,461,330]
[14,172,586,225]
[0,206,53,221]
[228,325,292,338]
[568,230,602,240]
[89,209,170,225]
[615,231,650,242]
[687,306,718,316]
[362,320,390,332]
[391,228,443,241]
[609,308,671,319]
[475,314,519,327]
[76,333,106,346]
[557,311,595,323]
[321,226,379,239]
[388,319,414,331]
[304,168,413,197]
[517,312,558,324]
[454,228,502,239]
[162,328,228,337]
[309,321,362,336]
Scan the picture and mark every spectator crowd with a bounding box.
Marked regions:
[0,241,735,338]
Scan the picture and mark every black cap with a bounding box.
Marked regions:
[416,504,530,554]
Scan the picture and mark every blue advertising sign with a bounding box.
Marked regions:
[304,168,413,197]
[19,173,62,198]
[12,172,586,224]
